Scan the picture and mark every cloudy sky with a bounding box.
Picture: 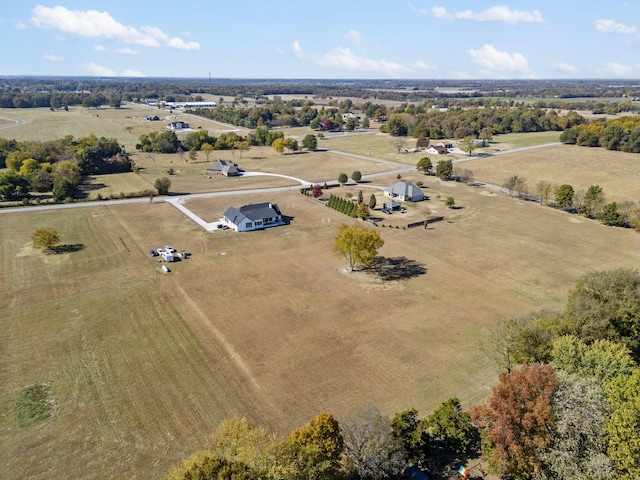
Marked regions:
[1,2,639,79]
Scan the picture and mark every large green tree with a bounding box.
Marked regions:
[333,223,384,271]
[555,184,575,209]
[564,268,640,361]
[301,134,318,151]
[164,452,256,480]
[426,397,476,454]
[154,177,171,195]
[390,409,429,467]
[416,157,433,175]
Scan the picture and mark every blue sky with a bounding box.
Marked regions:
[1,2,639,79]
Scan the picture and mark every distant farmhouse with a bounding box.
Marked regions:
[384,181,425,202]
[206,159,239,177]
[167,121,190,130]
[222,202,284,232]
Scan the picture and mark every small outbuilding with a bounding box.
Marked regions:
[222,202,284,232]
[383,199,402,212]
[384,181,425,202]
[206,159,239,177]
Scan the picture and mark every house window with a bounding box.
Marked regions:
[255,220,263,226]
[246,222,252,228]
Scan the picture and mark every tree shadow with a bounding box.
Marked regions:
[426,442,484,480]
[52,244,85,254]
[370,256,427,281]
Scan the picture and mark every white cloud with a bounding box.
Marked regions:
[43,54,63,62]
[315,47,411,77]
[122,69,145,77]
[81,62,116,76]
[410,60,439,73]
[291,40,303,58]
[596,61,639,77]
[551,62,578,74]
[432,5,542,24]
[467,44,534,77]
[117,47,139,55]
[31,5,199,50]
[595,19,637,34]
[94,45,106,51]
[344,29,362,44]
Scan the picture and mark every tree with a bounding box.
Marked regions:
[341,405,405,479]
[536,181,553,206]
[52,178,75,202]
[338,173,348,186]
[164,452,255,480]
[391,409,429,467]
[301,134,318,151]
[368,193,376,210]
[416,157,433,175]
[502,173,528,197]
[154,177,171,195]
[351,171,362,183]
[284,138,299,154]
[201,143,214,162]
[599,202,626,226]
[435,159,453,180]
[471,364,558,479]
[333,223,384,272]
[416,135,430,149]
[541,373,613,480]
[0,171,30,201]
[458,136,478,156]
[357,190,363,204]
[426,397,477,454]
[392,138,407,154]
[564,268,640,361]
[271,137,286,154]
[288,413,344,480]
[444,196,455,208]
[554,184,574,209]
[312,184,322,199]
[356,202,370,220]
[32,227,60,251]
[580,185,606,218]
[235,140,250,159]
[452,166,473,184]
[605,368,640,479]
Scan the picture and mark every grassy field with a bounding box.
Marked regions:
[0,104,236,147]
[2,168,639,479]
[465,143,640,204]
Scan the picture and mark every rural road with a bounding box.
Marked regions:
[0,142,560,215]
[0,117,25,129]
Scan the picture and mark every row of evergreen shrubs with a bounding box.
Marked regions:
[327,194,358,218]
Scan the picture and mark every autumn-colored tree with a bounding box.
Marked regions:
[312,184,323,199]
[271,137,286,154]
[416,135,430,149]
[288,413,344,480]
[201,142,214,162]
[164,452,255,480]
[32,227,60,251]
[471,364,558,479]
[356,202,370,220]
[333,223,384,271]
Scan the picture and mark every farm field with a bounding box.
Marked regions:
[1,171,639,479]
[464,143,640,204]
[0,105,236,147]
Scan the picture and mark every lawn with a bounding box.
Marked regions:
[1,173,639,479]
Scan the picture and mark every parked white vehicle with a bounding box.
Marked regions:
[165,245,176,253]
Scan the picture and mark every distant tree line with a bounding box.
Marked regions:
[560,115,640,153]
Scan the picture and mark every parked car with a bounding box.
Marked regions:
[157,248,164,255]
[149,249,159,257]
[165,245,176,253]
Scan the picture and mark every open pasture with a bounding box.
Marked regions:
[465,143,640,204]
[1,172,639,479]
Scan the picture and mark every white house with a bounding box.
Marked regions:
[167,121,189,130]
[384,181,425,202]
[222,202,284,232]
[425,145,448,155]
